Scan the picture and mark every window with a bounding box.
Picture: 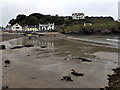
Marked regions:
[16,27,20,29]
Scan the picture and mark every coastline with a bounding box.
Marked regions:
[1,33,119,88]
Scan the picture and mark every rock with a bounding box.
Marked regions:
[100,88,105,90]
[32,77,36,79]
[10,46,23,49]
[61,76,73,82]
[0,45,6,50]
[10,45,33,49]
[4,73,7,74]
[114,62,117,63]
[27,55,30,56]
[71,69,84,76]
[23,45,34,47]
[41,46,47,48]
[4,60,11,64]
[4,65,8,67]
[75,57,92,62]
[2,85,9,89]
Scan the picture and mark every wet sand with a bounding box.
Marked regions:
[0,33,24,42]
[1,34,119,88]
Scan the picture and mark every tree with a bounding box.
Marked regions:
[29,13,44,19]
[9,19,16,25]
[27,16,38,25]
[16,14,26,21]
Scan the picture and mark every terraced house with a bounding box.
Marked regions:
[39,23,55,32]
[24,25,38,32]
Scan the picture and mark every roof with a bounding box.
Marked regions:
[6,25,11,28]
[27,25,38,28]
[72,13,85,16]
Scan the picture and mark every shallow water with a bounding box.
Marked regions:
[68,35,120,48]
[8,36,118,58]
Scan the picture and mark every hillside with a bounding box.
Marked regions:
[8,13,120,35]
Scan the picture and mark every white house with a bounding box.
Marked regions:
[11,23,22,31]
[84,23,92,26]
[24,25,38,32]
[5,25,11,31]
[72,13,85,20]
[39,23,55,32]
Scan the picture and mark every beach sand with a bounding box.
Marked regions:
[0,33,24,42]
[1,33,118,88]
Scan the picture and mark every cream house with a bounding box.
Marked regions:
[72,13,85,20]
[25,25,38,32]
[11,23,22,31]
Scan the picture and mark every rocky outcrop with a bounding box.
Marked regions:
[0,45,6,50]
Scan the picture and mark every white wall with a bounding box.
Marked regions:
[72,15,85,20]
[11,23,22,31]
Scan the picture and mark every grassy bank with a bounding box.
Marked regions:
[61,21,120,35]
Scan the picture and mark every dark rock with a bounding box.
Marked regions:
[2,85,9,89]
[32,77,36,79]
[10,46,23,49]
[75,57,92,62]
[4,60,11,64]
[100,88,105,90]
[0,45,6,50]
[41,46,47,48]
[71,69,84,76]
[27,55,30,56]
[106,68,120,89]
[4,73,7,74]
[23,45,34,47]
[114,62,117,63]
[61,76,73,82]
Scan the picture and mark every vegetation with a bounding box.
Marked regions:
[9,13,120,34]
[9,13,65,26]
[62,21,119,35]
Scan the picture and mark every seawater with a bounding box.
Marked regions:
[67,35,120,48]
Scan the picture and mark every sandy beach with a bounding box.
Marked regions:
[0,33,24,42]
[1,33,119,88]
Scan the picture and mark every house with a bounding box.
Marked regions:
[0,26,5,31]
[84,23,92,26]
[5,24,11,31]
[39,23,55,32]
[11,23,22,31]
[24,25,38,32]
[118,19,120,22]
[3,25,12,33]
[72,13,85,20]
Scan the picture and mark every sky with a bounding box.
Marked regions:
[0,0,119,26]
[118,1,120,20]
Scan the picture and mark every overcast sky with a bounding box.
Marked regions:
[0,0,119,26]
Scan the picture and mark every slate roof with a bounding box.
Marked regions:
[72,13,85,16]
